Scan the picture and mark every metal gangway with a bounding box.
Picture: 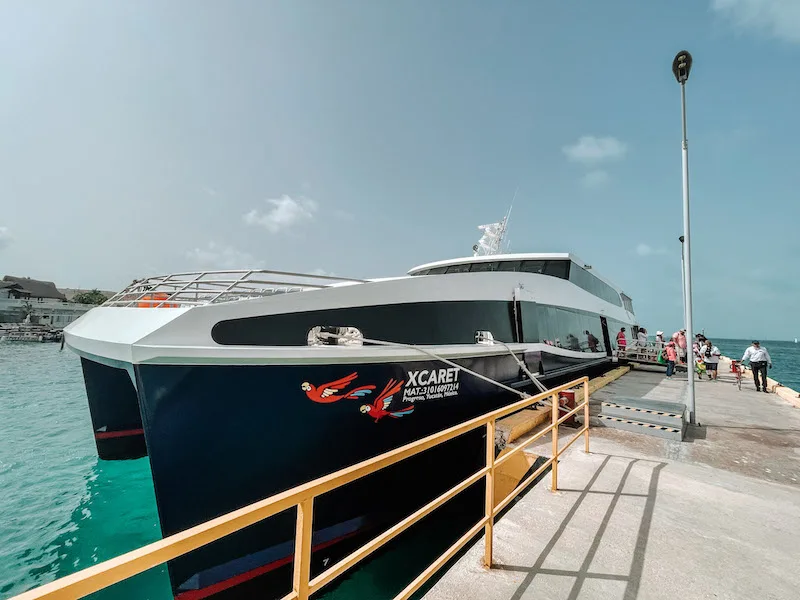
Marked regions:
[617,341,671,367]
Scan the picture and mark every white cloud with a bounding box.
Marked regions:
[562,136,627,165]
[0,226,11,249]
[184,242,261,269]
[712,0,800,43]
[636,243,668,257]
[244,195,318,233]
[581,169,610,188]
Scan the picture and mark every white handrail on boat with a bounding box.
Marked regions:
[103,270,368,308]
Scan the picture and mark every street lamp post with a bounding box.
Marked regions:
[673,51,696,425]
[679,235,686,327]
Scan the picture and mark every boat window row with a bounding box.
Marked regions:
[520,304,630,353]
[621,293,634,313]
[568,265,623,307]
[212,298,633,350]
[413,259,624,309]
[412,259,570,279]
[521,304,606,351]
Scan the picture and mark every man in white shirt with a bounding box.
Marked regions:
[699,340,721,380]
[740,341,773,393]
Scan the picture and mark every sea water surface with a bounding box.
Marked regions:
[0,345,471,599]
[1,339,798,598]
[713,339,799,389]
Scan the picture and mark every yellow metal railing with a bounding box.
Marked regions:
[11,376,590,600]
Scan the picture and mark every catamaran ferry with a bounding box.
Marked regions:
[64,216,637,598]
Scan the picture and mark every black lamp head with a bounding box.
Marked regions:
[672,51,693,84]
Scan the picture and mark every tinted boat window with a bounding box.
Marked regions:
[445,263,470,273]
[569,263,623,307]
[496,261,522,271]
[212,300,517,346]
[427,266,448,274]
[469,262,499,272]
[544,260,570,279]
[520,303,605,352]
[520,260,546,274]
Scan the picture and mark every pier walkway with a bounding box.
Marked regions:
[422,366,800,600]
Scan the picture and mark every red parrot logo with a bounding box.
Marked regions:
[359,378,414,422]
[301,372,376,404]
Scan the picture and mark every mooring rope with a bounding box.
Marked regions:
[492,339,548,394]
[318,332,556,404]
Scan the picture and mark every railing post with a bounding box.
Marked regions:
[293,497,314,600]
[484,419,495,568]
[551,393,559,492]
[583,379,590,453]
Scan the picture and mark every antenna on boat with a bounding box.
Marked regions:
[503,190,515,253]
[472,189,516,257]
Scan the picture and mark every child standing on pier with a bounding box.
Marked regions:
[664,341,678,379]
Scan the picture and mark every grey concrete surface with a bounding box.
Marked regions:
[422,367,800,600]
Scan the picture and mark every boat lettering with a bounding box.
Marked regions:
[406,368,459,386]
[403,368,461,402]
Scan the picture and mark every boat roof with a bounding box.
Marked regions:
[407,253,628,296]
[409,253,580,274]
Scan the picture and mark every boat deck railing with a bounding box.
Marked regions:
[617,341,667,364]
[10,376,591,600]
[103,269,369,308]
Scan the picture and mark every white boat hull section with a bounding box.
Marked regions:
[65,271,633,363]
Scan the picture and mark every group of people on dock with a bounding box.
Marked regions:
[617,326,775,390]
[658,331,722,381]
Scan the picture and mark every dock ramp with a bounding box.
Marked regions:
[598,397,687,441]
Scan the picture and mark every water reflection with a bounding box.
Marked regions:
[4,456,170,599]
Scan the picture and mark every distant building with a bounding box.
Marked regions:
[59,287,117,303]
[0,275,94,327]
[2,275,67,301]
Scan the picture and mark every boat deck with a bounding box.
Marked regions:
[422,365,800,600]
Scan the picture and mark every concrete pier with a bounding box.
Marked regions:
[422,365,800,600]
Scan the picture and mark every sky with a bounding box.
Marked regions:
[0,0,798,340]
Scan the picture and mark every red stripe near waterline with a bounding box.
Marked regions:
[174,530,362,600]
[94,428,145,440]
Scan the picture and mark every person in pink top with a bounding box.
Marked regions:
[672,329,687,363]
[616,327,627,352]
[664,341,678,378]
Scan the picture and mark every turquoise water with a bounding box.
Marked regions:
[0,345,169,599]
[1,339,798,598]
[0,345,473,599]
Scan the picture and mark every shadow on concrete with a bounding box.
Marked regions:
[703,425,800,434]
[684,423,707,442]
[495,454,667,600]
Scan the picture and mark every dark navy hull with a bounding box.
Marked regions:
[132,350,607,598]
[80,358,146,460]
